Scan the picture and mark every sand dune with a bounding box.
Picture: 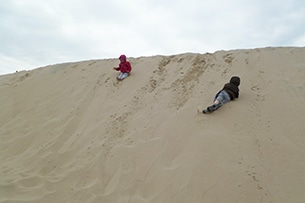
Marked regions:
[1,47,305,203]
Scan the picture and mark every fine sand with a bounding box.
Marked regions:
[1,47,305,203]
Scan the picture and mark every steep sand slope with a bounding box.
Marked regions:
[0,47,305,203]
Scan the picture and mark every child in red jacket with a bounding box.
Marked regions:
[113,54,132,81]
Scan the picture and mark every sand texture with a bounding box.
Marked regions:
[1,47,305,203]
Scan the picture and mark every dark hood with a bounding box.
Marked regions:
[230,76,240,86]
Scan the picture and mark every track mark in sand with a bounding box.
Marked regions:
[103,112,132,156]
[251,85,266,102]
[148,79,158,92]
[11,71,32,84]
[142,57,169,93]
[223,53,234,64]
[93,74,107,90]
[104,77,111,85]
[159,57,172,68]
[102,57,174,154]
[286,83,305,101]
[169,55,208,110]
[244,166,269,203]
[101,58,173,154]
[19,72,31,81]
[221,67,230,77]
[88,61,97,66]
[93,73,123,96]
[70,64,79,69]
[239,85,271,202]
[250,69,269,102]
[246,168,263,190]
[177,57,185,63]
[234,71,272,202]
[107,112,130,139]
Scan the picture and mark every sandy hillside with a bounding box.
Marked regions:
[0,47,305,203]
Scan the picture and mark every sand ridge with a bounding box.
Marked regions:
[0,47,305,203]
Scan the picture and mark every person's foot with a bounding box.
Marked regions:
[206,104,218,112]
[208,105,215,112]
[202,106,213,114]
[202,109,209,114]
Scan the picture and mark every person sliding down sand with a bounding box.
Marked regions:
[202,76,240,114]
[113,54,132,81]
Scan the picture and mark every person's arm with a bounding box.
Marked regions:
[113,64,120,71]
[125,62,132,73]
[235,90,239,98]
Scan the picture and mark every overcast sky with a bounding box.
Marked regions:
[1,0,304,75]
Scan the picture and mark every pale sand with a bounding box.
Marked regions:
[0,47,305,203]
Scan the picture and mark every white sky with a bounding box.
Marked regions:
[1,0,305,75]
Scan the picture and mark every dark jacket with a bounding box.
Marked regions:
[218,76,240,100]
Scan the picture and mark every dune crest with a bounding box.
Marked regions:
[1,47,305,203]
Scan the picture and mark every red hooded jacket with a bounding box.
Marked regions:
[115,61,132,73]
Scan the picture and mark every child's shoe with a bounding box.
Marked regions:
[203,106,214,114]
[202,109,209,114]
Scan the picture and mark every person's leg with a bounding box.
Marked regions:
[117,73,123,80]
[203,91,230,113]
[213,99,220,106]
[117,72,129,80]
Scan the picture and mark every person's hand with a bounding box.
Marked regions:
[113,67,116,70]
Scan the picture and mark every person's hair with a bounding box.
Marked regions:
[230,76,240,86]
